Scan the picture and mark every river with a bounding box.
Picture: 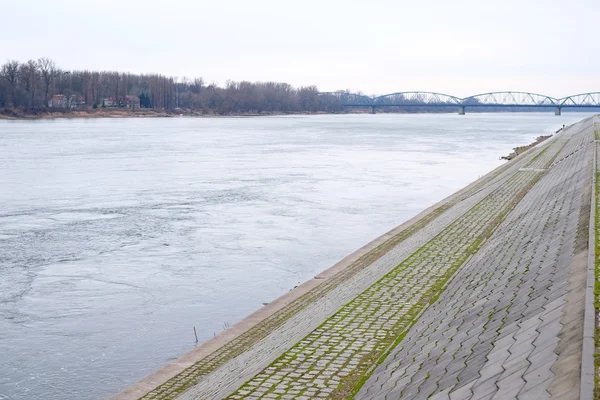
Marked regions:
[0,113,592,399]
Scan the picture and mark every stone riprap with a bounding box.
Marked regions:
[116,116,597,400]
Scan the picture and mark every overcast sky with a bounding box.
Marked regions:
[2,0,598,97]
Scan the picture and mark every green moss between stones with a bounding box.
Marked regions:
[346,172,542,399]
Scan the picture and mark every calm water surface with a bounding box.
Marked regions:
[0,113,592,399]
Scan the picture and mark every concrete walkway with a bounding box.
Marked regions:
[115,117,597,400]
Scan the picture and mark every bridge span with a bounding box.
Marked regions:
[318,91,600,115]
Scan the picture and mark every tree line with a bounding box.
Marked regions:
[0,58,344,114]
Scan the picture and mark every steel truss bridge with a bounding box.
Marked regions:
[318,91,600,115]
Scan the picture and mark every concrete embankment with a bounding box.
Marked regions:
[115,116,598,400]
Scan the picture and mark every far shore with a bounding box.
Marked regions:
[0,108,353,120]
[3,108,584,121]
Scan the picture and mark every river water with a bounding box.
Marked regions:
[0,113,592,399]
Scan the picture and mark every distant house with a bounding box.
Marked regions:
[48,94,86,108]
[48,94,68,108]
[124,95,140,109]
[101,96,140,108]
[70,95,86,108]
[102,97,116,107]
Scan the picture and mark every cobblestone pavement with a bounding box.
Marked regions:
[357,118,595,400]
[132,117,596,400]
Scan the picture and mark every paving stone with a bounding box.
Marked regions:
[521,359,555,391]
[449,380,476,400]
[517,378,552,399]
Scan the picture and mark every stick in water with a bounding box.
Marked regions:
[193,326,198,343]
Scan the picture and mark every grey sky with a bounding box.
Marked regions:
[2,0,599,97]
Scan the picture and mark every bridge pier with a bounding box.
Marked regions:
[371,106,376,114]
[555,107,562,116]
[458,106,465,115]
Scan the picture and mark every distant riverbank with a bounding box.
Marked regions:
[1,108,591,121]
[0,108,339,120]
[0,108,513,120]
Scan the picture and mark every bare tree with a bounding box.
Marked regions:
[18,60,39,107]
[0,60,20,106]
[37,57,57,107]
[0,57,344,114]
